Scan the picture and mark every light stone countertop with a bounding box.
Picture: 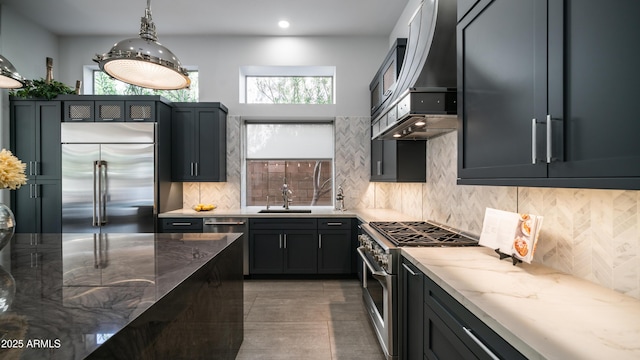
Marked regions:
[159,207,420,223]
[402,246,640,360]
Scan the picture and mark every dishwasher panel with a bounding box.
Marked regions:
[203,218,248,275]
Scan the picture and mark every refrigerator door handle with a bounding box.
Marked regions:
[93,160,99,226]
[99,160,108,225]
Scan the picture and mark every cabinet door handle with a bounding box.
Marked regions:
[546,114,553,164]
[279,234,283,249]
[318,234,322,248]
[190,162,195,176]
[531,118,537,164]
[401,263,417,276]
[463,327,500,360]
[377,160,382,176]
[29,161,39,176]
[283,234,287,248]
[31,253,39,268]
[195,162,199,176]
[34,184,39,198]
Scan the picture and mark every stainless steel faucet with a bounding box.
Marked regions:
[281,178,293,209]
[336,185,345,211]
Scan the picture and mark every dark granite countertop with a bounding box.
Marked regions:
[0,233,242,359]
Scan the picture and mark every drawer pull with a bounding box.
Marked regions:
[171,222,193,226]
[326,222,343,226]
[401,263,417,276]
[463,327,499,360]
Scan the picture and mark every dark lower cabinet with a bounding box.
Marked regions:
[423,274,526,360]
[249,218,354,275]
[282,230,318,274]
[401,259,424,360]
[250,229,286,273]
[250,228,317,274]
[401,257,526,360]
[318,218,353,274]
[12,180,62,233]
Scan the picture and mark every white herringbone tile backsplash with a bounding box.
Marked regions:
[181,115,639,299]
[374,131,640,299]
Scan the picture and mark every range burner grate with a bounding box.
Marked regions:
[369,221,478,247]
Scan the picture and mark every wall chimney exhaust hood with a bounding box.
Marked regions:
[372,0,457,140]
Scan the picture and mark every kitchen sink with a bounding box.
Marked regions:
[258,209,312,213]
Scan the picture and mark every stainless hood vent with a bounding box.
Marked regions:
[372,0,457,140]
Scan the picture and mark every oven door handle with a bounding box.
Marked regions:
[357,247,390,283]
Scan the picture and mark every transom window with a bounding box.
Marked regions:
[240,66,335,104]
[90,68,199,102]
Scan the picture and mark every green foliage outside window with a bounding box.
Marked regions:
[246,76,333,104]
[93,70,199,102]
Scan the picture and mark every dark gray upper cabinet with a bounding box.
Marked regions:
[457,0,640,189]
[371,139,426,182]
[370,38,407,119]
[11,100,62,180]
[457,0,480,21]
[62,97,158,122]
[171,103,227,182]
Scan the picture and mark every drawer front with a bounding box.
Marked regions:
[317,218,352,230]
[249,218,317,230]
[161,218,203,232]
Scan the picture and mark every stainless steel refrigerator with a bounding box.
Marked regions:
[61,123,156,233]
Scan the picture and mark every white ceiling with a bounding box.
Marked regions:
[0,0,410,37]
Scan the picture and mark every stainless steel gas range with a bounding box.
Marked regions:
[357,220,478,360]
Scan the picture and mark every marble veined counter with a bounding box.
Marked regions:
[0,233,243,360]
[159,206,419,223]
[402,246,640,360]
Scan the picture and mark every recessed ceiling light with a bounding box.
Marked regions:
[278,20,290,29]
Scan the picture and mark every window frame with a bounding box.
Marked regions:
[239,65,336,104]
[241,119,336,208]
[83,64,199,101]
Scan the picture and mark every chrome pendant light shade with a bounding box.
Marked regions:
[93,0,190,90]
[0,54,27,89]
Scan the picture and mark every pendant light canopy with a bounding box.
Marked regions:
[93,0,190,90]
[0,54,27,89]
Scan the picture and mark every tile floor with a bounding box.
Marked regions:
[236,279,386,360]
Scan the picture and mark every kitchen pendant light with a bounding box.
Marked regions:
[0,54,27,89]
[93,0,190,90]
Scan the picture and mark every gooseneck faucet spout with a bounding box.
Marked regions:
[281,178,293,209]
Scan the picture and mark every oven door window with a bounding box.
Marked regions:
[365,270,385,316]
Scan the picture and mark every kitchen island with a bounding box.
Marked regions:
[0,233,243,360]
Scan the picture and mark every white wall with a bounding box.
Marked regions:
[388,0,423,45]
[58,35,389,117]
